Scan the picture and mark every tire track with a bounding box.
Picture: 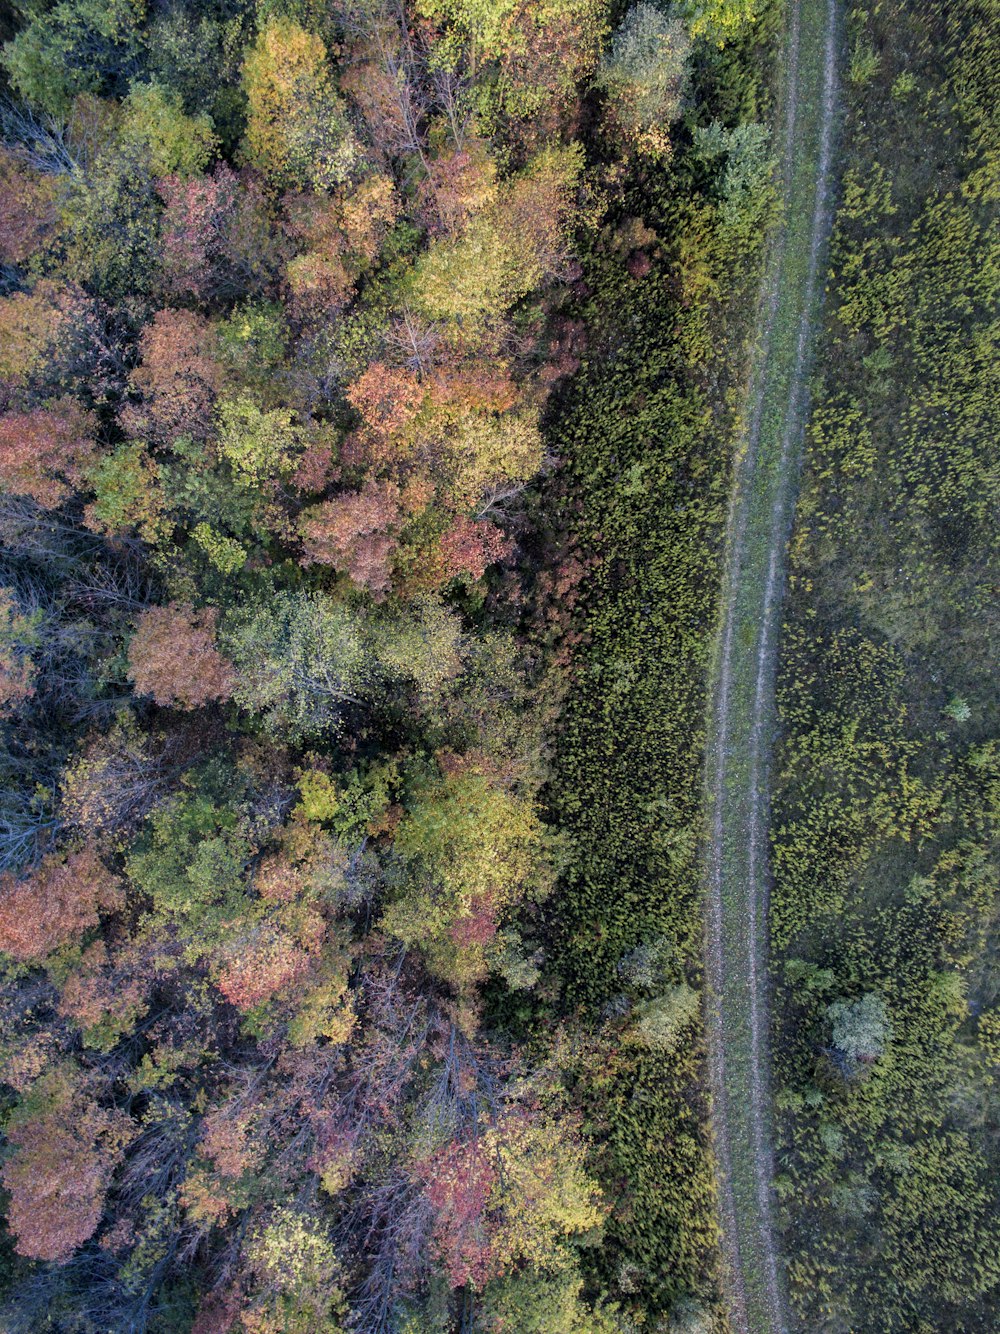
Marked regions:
[703,2,840,1330]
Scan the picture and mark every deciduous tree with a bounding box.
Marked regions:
[345,361,425,454]
[0,280,103,400]
[224,592,372,741]
[127,603,235,710]
[239,1208,348,1334]
[418,1136,495,1288]
[385,766,545,987]
[122,308,223,447]
[827,992,891,1077]
[120,81,218,178]
[0,0,145,117]
[83,443,166,542]
[408,145,581,339]
[242,18,358,192]
[60,713,178,834]
[158,165,285,303]
[479,1268,620,1332]
[0,399,98,508]
[298,479,403,595]
[484,1105,605,1276]
[0,587,41,716]
[126,790,248,929]
[215,394,302,487]
[0,844,123,961]
[1,1066,132,1262]
[417,0,606,142]
[0,148,58,266]
[597,4,691,159]
[57,940,147,1049]
[685,0,761,41]
[370,594,465,699]
[57,143,162,300]
[438,514,512,582]
[283,175,399,318]
[215,929,314,1013]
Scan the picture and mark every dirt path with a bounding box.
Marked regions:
[703,1,840,1330]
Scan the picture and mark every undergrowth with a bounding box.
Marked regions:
[539,9,783,1318]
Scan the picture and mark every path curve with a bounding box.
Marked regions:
[703,1,840,1330]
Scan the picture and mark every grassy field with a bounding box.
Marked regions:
[770,1,1000,1328]
[703,0,840,1328]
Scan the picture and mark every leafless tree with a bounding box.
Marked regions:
[0,99,78,175]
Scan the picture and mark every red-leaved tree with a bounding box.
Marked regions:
[0,399,98,507]
[439,515,512,583]
[1,1067,131,1262]
[158,165,283,304]
[0,845,123,962]
[416,1136,496,1289]
[127,603,235,709]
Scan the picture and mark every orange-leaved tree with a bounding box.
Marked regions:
[122,308,223,446]
[0,147,58,266]
[298,478,404,596]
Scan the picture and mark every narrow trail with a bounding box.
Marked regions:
[703,1,840,1331]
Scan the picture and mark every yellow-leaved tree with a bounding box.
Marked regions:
[384,765,549,991]
[242,18,358,191]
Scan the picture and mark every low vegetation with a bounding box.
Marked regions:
[544,5,781,1317]
[771,2,1000,1328]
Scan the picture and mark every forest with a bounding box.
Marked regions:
[1,0,996,1330]
[0,0,771,1331]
